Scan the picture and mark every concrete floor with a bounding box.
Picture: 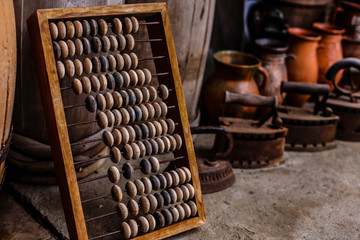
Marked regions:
[1,137,360,239]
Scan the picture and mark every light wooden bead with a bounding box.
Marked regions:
[128,199,139,216]
[162,136,171,152]
[99,74,107,91]
[168,135,177,151]
[148,86,158,102]
[159,84,169,100]
[170,170,180,186]
[147,194,158,211]
[170,206,179,223]
[140,104,148,121]
[125,34,135,51]
[115,54,124,71]
[176,204,185,221]
[123,144,133,160]
[121,222,131,239]
[146,214,156,231]
[139,196,150,213]
[121,71,131,87]
[117,203,128,220]
[149,139,159,155]
[112,18,122,34]
[58,40,68,58]
[82,20,91,37]
[108,35,118,52]
[53,42,61,59]
[67,40,76,58]
[65,60,75,77]
[117,34,126,51]
[138,141,146,158]
[156,138,165,154]
[129,70,138,86]
[126,181,137,198]
[74,39,83,56]
[131,142,141,159]
[72,78,82,95]
[168,188,177,204]
[130,16,139,33]
[96,94,106,111]
[133,179,144,196]
[49,22,58,39]
[141,87,150,103]
[101,35,110,52]
[130,53,138,69]
[97,19,108,36]
[174,134,183,150]
[108,166,120,183]
[83,58,92,75]
[146,104,155,120]
[110,147,121,163]
[159,101,168,117]
[163,172,173,188]
[57,21,66,39]
[181,202,191,218]
[146,122,156,139]
[162,209,173,225]
[138,216,149,233]
[97,111,108,128]
[176,168,187,185]
[89,19,98,36]
[133,88,143,105]
[152,103,161,119]
[143,68,152,84]
[120,109,130,130]
[134,70,144,87]
[182,167,192,183]
[104,92,114,109]
[187,200,198,216]
[126,126,136,143]
[186,183,195,199]
[124,17,133,34]
[65,21,75,38]
[149,157,160,173]
[129,219,138,238]
[106,111,114,127]
[73,20,83,38]
[166,119,176,134]
[174,187,183,203]
[142,177,152,194]
[112,109,122,127]
[103,130,114,147]
[123,53,131,70]
[90,76,100,92]
[112,92,122,109]
[152,120,162,136]
[111,185,123,202]
[180,185,190,201]
[74,59,83,76]
[82,38,91,54]
[108,55,116,71]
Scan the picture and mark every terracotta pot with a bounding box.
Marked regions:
[313,22,345,90]
[203,50,269,123]
[332,1,360,40]
[285,27,321,107]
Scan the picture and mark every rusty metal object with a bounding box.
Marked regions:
[191,126,235,194]
[217,92,287,169]
[280,81,339,151]
[326,58,360,141]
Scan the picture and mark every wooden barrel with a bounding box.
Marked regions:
[0,0,16,189]
[126,0,215,125]
[8,0,125,184]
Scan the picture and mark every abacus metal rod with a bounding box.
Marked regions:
[152,72,169,76]
[71,138,103,146]
[64,103,86,109]
[138,56,165,61]
[74,154,110,166]
[106,21,161,28]
[135,38,163,42]
[85,211,117,222]
[60,86,72,91]
[89,230,122,240]
[78,174,108,184]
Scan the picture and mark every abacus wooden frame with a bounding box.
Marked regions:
[27,3,205,240]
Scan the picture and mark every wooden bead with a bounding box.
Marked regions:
[154,192,164,209]
[174,134,183,150]
[134,179,145,195]
[181,202,191,218]
[159,101,168,117]
[139,123,149,139]
[108,35,118,52]
[147,122,156,138]
[170,206,179,223]
[181,185,190,201]
[168,188,177,204]
[121,222,131,239]
[99,74,107,91]
[123,53,131,70]
[166,119,176,134]
[97,111,108,128]
[152,120,162,136]
[126,89,136,105]
[163,172,173,188]
[162,209,173,225]
[97,19,108,36]
[174,187,183,203]
[133,125,142,141]
[129,70,138,86]
[96,94,106,111]
[85,95,97,112]
[101,35,110,52]
[74,39,83,55]
[126,181,137,198]
[82,38,91,54]
[128,199,139,216]
[150,175,160,190]
[158,119,168,136]
[186,184,195,199]
[142,177,152,194]
[149,139,159,155]
[140,104,148,121]
[115,54,124,71]
[110,147,121,163]
[143,68,152,84]
[58,40,68,58]
[130,53,138,69]
[112,109,122,126]
[129,219,138,238]
[116,203,128,220]
[116,34,126,51]
[113,72,124,88]
[138,216,149,233]
[182,167,192,183]
[149,157,160,173]
[74,59,83,76]
[57,21,66,39]
[104,92,114,109]
[176,204,185,221]
[170,170,180,186]
[125,34,135,51]
[147,194,158,211]
[157,174,167,189]
[106,73,115,90]
[122,162,134,179]
[156,138,165,154]
[146,214,156,231]
[135,70,145,87]
[139,196,150,214]
[112,18,122,34]
[113,91,122,109]
[108,55,116,71]
[159,84,169,100]
[133,106,142,122]
[130,16,139,33]
[89,19,98,36]
[141,87,150,103]
[91,57,100,73]
[99,56,109,72]
[187,200,198,216]
[176,168,187,185]
[146,104,155,120]
[49,22,58,39]
[72,78,82,95]
[126,126,136,143]
[168,135,177,151]
[131,142,141,159]
[124,17,133,34]
[112,128,122,145]
[83,58,92,75]
[103,130,114,147]
[152,103,161,119]
[162,136,171,153]
[65,60,75,77]
[121,71,131,87]
[154,211,165,228]
[91,37,101,53]
[90,75,100,92]
[148,86,158,102]
[120,108,130,125]
[123,144,133,160]
[82,20,91,37]
[143,140,152,156]
[106,111,115,127]
[138,141,146,158]
[73,20,83,38]
[161,190,171,206]
[53,42,61,59]
[108,166,120,183]
[65,21,75,38]
[111,185,123,202]
[127,106,136,123]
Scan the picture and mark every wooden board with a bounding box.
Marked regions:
[27,3,205,240]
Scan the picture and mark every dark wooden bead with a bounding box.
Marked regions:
[150,175,160,190]
[113,72,124,88]
[163,172,173,188]
[139,196,150,214]
[161,209,173,225]
[81,20,91,37]
[101,35,110,52]
[99,56,109,72]
[130,52,138,69]
[119,90,129,106]
[127,89,136,105]
[162,136,171,153]
[110,147,121,163]
[133,125,142,140]
[85,95,96,112]
[109,35,118,51]
[123,53,131,70]
[119,126,129,144]
[106,73,115,90]
[139,123,149,139]
[125,34,135,51]
[126,181,137,198]
[152,120,162,137]
[157,173,167,189]
[138,141,146,158]
[176,204,185,221]
[89,19,98,36]
[154,211,165,228]
[159,84,169,100]
[123,17,133,34]
[181,203,191,218]
[53,41,61,59]
[143,68,152,84]
[105,111,115,127]
[133,106,142,122]
[166,119,176,134]
[82,38,91,55]
[167,188,177,204]
[97,112,108,128]
[120,108,130,125]
[112,128,122,145]
[140,159,151,174]
[91,57,100,73]
[122,163,134,179]
[96,94,106,111]
[91,37,102,53]
[129,69,138,86]
[149,138,159,155]
[136,69,145,86]
[186,183,195,199]
[116,203,128,220]
[131,142,140,159]
[126,107,135,123]
[148,86,158,102]
[143,140,152,156]
[161,190,171,206]
[154,192,164,209]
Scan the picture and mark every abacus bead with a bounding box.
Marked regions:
[170,170,180,186]
[124,17,133,34]
[85,95,97,112]
[129,70,138,86]
[162,136,171,153]
[82,38,91,54]
[140,104,148,121]
[134,179,145,195]
[115,54,124,71]
[100,56,109,72]
[161,190,171,206]
[143,140,152,156]
[83,58,92,74]
[126,126,136,142]
[168,188,177,204]
[117,34,126,51]
[139,196,150,213]
[122,163,134,179]
[67,40,75,57]
[147,194,158,211]
[89,19,98,36]
[153,120,162,136]
[176,168,187,185]
[96,94,106,111]
[103,130,114,147]
[108,55,116,71]
[136,69,145,86]
[186,183,195,199]
[73,20,83,38]
[53,42,61,59]
[131,142,141,159]
[146,105,156,121]
[72,78,82,95]
[149,139,159,155]
[65,60,75,77]
[127,107,136,123]
[82,20,91,37]
[65,21,75,38]
[163,172,173,188]
[91,37,102,53]
[182,203,192,218]
[150,175,160,190]
[97,112,108,128]
[168,135,177,151]
[97,19,108,36]
[138,141,146,157]
[108,166,120,183]
[142,177,152,194]
[154,192,164,209]
[91,57,100,73]
[181,185,190,201]
[121,222,131,239]
[162,209,173,225]
[143,68,152,84]
[123,144,133,160]
[138,216,149,233]
[113,72,124,88]
[139,123,149,139]
[140,159,151,174]
[99,74,107,91]
[106,73,115,90]
[167,119,176,134]
[153,103,162,119]
[101,35,110,52]
[123,53,131,70]
[176,204,185,221]
[182,167,192,183]
[130,16,139,33]
[174,187,183,202]
[126,181,137,198]
[120,108,130,125]
[159,119,168,135]
[74,59,83,76]
[112,18,122,34]
[121,71,131,87]
[159,84,169,100]
[133,106,142,122]
[147,122,156,138]
[59,41,68,58]
[188,200,198,216]
[110,147,121,163]
[74,39,83,55]
[90,75,100,92]
[170,206,179,223]
[112,128,122,144]
[146,214,156,231]
[130,53,138,69]
[57,21,66,39]
[116,203,128,220]
[174,134,183,149]
[113,91,122,108]
[109,35,118,51]
[154,211,165,228]
[127,89,136,105]
[133,125,142,140]
[129,219,138,238]
[148,86,158,102]
[49,22,58,39]
[125,34,135,51]
[142,87,150,103]
[128,199,139,216]
[111,185,122,202]
[159,101,168,117]
[149,157,160,173]
[157,173,167,189]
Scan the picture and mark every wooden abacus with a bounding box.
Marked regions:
[27,3,205,240]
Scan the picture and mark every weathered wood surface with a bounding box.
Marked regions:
[126,0,215,123]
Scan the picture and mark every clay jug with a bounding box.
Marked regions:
[285,27,321,107]
[313,22,345,91]
[203,50,269,123]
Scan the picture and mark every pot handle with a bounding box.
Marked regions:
[256,66,270,94]
[331,7,344,25]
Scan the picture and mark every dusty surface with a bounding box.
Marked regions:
[3,137,360,239]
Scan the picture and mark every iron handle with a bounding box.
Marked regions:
[281,81,330,96]
[224,91,277,108]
